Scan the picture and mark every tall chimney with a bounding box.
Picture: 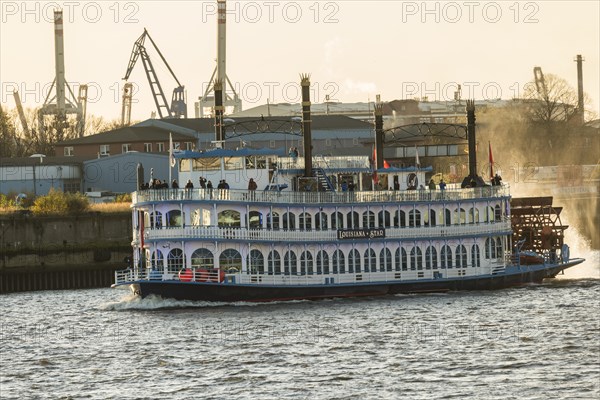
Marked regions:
[54,10,66,117]
[374,103,384,170]
[301,74,312,177]
[466,100,477,179]
[214,79,224,143]
[575,54,585,124]
[217,0,227,94]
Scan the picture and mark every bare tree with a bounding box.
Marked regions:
[523,73,580,123]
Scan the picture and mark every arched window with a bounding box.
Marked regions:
[246,249,264,274]
[247,211,263,229]
[167,210,184,227]
[429,209,436,227]
[282,212,296,230]
[425,246,438,270]
[348,249,360,273]
[300,251,313,275]
[267,212,280,230]
[380,248,392,271]
[454,208,466,225]
[150,211,163,228]
[395,247,408,271]
[471,244,481,267]
[365,248,377,272]
[441,245,452,268]
[410,247,423,270]
[469,207,479,224]
[455,245,467,268]
[486,206,494,223]
[220,249,242,271]
[445,209,452,226]
[409,210,421,227]
[485,237,494,259]
[299,212,312,230]
[317,250,329,275]
[284,250,297,275]
[167,248,184,272]
[191,248,213,269]
[331,212,344,230]
[150,249,164,270]
[363,211,376,228]
[332,250,345,274]
[494,204,502,221]
[268,250,281,275]
[347,211,360,229]
[378,210,391,228]
[394,210,406,228]
[218,210,240,227]
[495,237,503,258]
[315,212,328,230]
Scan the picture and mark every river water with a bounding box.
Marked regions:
[2,245,599,399]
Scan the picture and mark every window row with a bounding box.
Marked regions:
[147,242,503,275]
[145,204,504,230]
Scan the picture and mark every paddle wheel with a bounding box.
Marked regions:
[511,197,568,262]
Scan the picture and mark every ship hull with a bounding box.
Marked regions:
[124,259,585,303]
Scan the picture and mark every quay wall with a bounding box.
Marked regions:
[0,212,132,294]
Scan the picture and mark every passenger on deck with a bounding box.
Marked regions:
[185,180,194,189]
[428,179,436,190]
[341,181,348,192]
[172,180,179,189]
[439,179,447,191]
[248,178,257,191]
[199,177,207,188]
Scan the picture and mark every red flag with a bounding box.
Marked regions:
[488,141,494,179]
[373,146,391,169]
[383,160,391,169]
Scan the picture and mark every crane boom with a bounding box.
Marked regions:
[13,91,30,135]
[122,29,187,119]
[533,67,548,100]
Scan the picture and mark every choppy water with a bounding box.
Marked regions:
[2,251,599,400]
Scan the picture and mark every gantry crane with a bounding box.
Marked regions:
[123,29,187,119]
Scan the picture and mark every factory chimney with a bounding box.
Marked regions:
[575,54,585,125]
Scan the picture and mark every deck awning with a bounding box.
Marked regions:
[175,147,287,159]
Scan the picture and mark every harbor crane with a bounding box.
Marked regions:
[123,29,187,119]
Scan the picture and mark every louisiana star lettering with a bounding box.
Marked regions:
[337,229,386,240]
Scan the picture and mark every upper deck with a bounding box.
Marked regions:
[132,185,510,206]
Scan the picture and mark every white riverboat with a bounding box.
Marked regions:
[113,79,584,302]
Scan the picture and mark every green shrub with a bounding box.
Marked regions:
[31,189,89,215]
[115,193,132,203]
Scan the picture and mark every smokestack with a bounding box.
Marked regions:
[301,74,312,177]
[466,100,477,179]
[575,54,585,124]
[214,80,224,143]
[217,0,227,93]
[374,103,384,170]
[54,10,66,116]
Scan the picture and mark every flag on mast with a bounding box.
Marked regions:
[488,141,494,179]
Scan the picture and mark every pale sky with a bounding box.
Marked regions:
[1,0,599,122]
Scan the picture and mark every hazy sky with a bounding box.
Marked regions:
[1,0,599,122]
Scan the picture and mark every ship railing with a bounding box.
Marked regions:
[132,185,510,205]
[114,268,134,285]
[144,220,513,242]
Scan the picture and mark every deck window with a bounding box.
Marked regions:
[441,245,452,268]
[331,212,344,229]
[378,210,391,228]
[455,245,468,268]
[363,211,376,228]
[394,210,406,228]
[283,212,296,230]
[410,247,423,270]
[150,249,164,270]
[220,249,242,272]
[191,249,213,269]
[347,211,360,229]
[299,212,312,230]
[268,250,281,275]
[315,212,328,230]
[267,212,280,230]
[425,246,438,270]
[409,210,421,227]
[396,248,408,271]
[471,245,481,267]
[284,250,297,275]
[300,251,313,275]
[365,248,377,272]
[167,248,184,273]
[317,250,329,275]
[333,250,345,274]
[247,250,264,274]
[381,248,392,272]
[166,210,184,227]
[348,249,360,273]
[218,210,240,227]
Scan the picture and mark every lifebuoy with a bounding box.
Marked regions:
[179,268,193,282]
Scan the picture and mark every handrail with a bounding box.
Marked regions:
[132,185,510,205]
[144,220,512,242]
